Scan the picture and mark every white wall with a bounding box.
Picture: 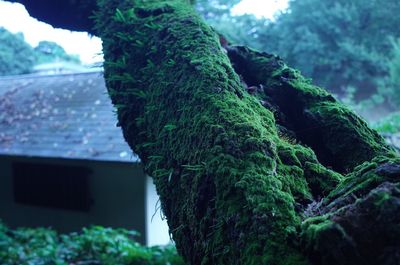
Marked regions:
[145,176,171,246]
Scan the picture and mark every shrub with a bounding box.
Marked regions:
[0,220,184,265]
[372,112,400,134]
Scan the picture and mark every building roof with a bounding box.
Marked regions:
[32,62,92,74]
[0,72,138,162]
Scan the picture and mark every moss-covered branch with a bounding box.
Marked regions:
[225,45,400,265]
[94,0,400,264]
[225,45,394,173]
[94,0,399,264]
[95,0,317,263]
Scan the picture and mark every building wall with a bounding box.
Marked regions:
[146,176,171,246]
[0,155,148,243]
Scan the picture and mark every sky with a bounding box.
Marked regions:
[232,0,288,18]
[0,0,288,64]
[0,1,103,64]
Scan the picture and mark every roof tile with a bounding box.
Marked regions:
[0,72,138,162]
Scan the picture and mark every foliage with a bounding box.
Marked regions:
[0,221,184,265]
[195,0,267,51]
[195,0,240,19]
[199,0,400,100]
[0,28,81,76]
[379,38,400,108]
[372,112,400,134]
[388,39,400,105]
[340,38,400,116]
[0,27,36,76]
[259,0,400,98]
[34,41,81,64]
[339,85,386,115]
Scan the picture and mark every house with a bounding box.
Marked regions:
[0,71,170,246]
[32,62,93,75]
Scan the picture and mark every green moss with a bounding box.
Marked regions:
[226,46,395,174]
[373,191,392,207]
[300,173,400,264]
[301,215,336,250]
[327,155,400,202]
[303,162,343,197]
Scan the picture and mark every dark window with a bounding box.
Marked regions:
[12,162,92,211]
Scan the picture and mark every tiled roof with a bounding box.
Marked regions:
[0,72,138,162]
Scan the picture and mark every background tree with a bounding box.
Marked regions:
[259,0,400,99]
[202,0,400,101]
[34,40,81,64]
[195,0,240,18]
[196,0,268,51]
[0,27,82,76]
[0,27,36,75]
[381,38,400,108]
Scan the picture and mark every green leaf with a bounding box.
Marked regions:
[114,8,126,23]
[163,124,177,131]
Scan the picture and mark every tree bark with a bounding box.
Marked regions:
[9,0,96,34]
[9,0,400,264]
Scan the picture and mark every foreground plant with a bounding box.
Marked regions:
[0,221,183,265]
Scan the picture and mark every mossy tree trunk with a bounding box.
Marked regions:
[11,0,400,264]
